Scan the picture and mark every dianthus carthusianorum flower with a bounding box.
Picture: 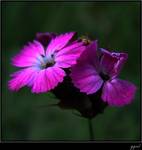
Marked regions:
[8,32,85,93]
[71,41,137,107]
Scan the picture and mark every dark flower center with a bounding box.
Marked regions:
[99,72,110,81]
[42,62,55,68]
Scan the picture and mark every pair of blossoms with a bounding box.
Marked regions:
[9,32,136,108]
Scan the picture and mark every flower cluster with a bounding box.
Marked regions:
[8,32,137,118]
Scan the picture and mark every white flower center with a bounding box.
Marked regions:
[38,54,55,69]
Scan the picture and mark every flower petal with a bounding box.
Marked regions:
[8,67,39,91]
[71,63,103,95]
[46,32,75,56]
[102,78,137,107]
[111,52,128,77]
[32,66,66,93]
[12,40,45,68]
[77,41,100,72]
[35,32,57,47]
[55,41,85,68]
[100,48,128,77]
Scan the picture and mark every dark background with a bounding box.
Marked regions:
[2,1,140,140]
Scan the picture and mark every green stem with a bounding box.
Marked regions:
[88,118,94,140]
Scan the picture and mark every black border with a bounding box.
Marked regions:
[1,0,141,144]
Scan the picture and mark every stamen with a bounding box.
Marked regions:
[40,54,55,69]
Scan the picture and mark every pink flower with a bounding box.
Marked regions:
[71,41,137,107]
[8,32,85,93]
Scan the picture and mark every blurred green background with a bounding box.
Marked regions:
[2,1,140,141]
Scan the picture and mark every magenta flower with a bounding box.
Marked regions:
[8,32,85,93]
[71,41,137,107]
